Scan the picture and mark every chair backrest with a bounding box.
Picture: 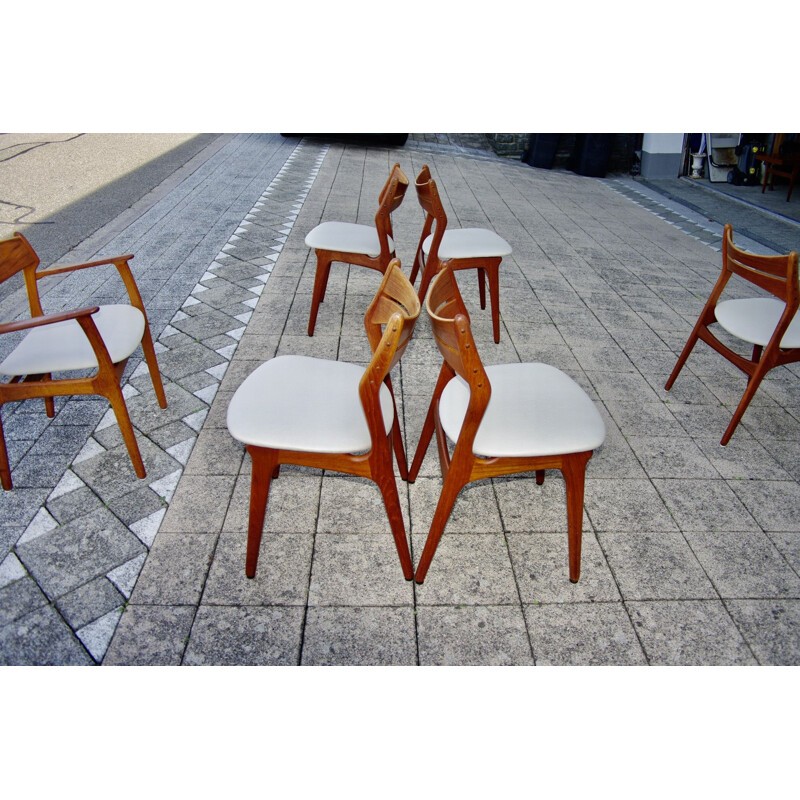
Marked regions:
[373,164,408,255]
[414,167,448,265]
[425,265,492,440]
[359,259,421,438]
[722,223,799,308]
[0,232,44,316]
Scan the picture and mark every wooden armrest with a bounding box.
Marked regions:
[0,306,100,335]
[36,254,134,279]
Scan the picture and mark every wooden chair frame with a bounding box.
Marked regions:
[409,265,594,584]
[665,223,800,445]
[243,260,421,580]
[409,165,503,343]
[0,232,167,490]
[756,134,800,202]
[307,162,409,335]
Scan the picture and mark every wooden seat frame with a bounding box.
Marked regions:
[409,165,503,343]
[307,163,409,336]
[0,232,167,490]
[665,223,800,445]
[408,265,596,584]
[243,260,421,580]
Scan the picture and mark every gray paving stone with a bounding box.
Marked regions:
[417,605,534,666]
[160,474,236,534]
[653,478,760,532]
[599,531,717,600]
[46,486,106,524]
[685,530,800,598]
[16,507,145,600]
[302,606,417,666]
[103,604,196,665]
[524,602,646,666]
[412,532,520,606]
[626,600,756,665]
[308,534,415,606]
[727,480,800,531]
[71,437,180,505]
[55,576,125,630]
[0,575,49,628]
[182,605,303,666]
[130,533,217,605]
[725,599,800,665]
[584,478,679,532]
[507,532,620,603]
[0,605,93,665]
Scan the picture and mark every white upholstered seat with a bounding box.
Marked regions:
[715,297,800,348]
[423,228,512,260]
[227,355,394,454]
[304,221,394,259]
[0,305,145,376]
[439,362,606,458]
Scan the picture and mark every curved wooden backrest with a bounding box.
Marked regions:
[364,258,421,365]
[0,232,44,316]
[373,164,408,260]
[414,168,447,263]
[426,266,491,424]
[360,259,421,440]
[723,223,799,306]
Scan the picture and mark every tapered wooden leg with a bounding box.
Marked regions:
[408,364,454,483]
[487,263,501,343]
[0,411,12,490]
[384,377,408,480]
[43,375,55,417]
[536,469,545,485]
[414,471,466,584]
[375,467,414,580]
[562,451,592,583]
[245,446,279,578]
[665,330,700,390]
[308,251,333,336]
[477,268,487,309]
[106,385,146,479]
[720,359,772,446]
[140,324,168,409]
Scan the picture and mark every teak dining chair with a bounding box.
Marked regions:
[0,232,167,490]
[755,134,800,203]
[408,265,606,584]
[304,162,409,336]
[665,223,800,445]
[227,260,421,580]
[409,165,511,343]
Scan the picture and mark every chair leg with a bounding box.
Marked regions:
[720,359,772,446]
[43,375,55,417]
[477,268,487,309]
[487,263,501,344]
[562,451,591,583]
[536,469,545,485]
[408,365,453,482]
[0,411,12,490]
[245,446,279,578]
[308,251,333,336]
[665,329,701,390]
[375,466,414,580]
[140,324,168,409]
[105,384,146,479]
[414,470,467,584]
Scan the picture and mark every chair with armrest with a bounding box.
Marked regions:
[304,162,409,336]
[226,259,421,580]
[665,224,800,444]
[0,232,167,490]
[409,165,511,343]
[408,264,606,584]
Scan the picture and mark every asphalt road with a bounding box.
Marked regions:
[0,133,223,267]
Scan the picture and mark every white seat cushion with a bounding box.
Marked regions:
[226,355,394,454]
[439,363,606,458]
[0,304,145,376]
[715,297,800,348]
[423,228,512,259]
[304,221,394,258]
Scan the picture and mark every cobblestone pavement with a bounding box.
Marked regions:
[2,134,800,665]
